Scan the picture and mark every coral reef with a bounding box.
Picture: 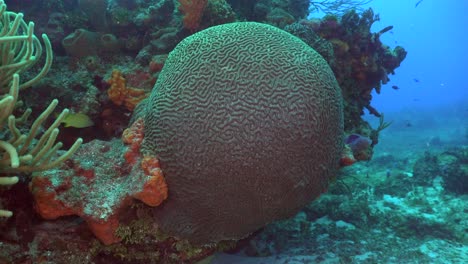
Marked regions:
[242,144,468,262]
[287,0,311,19]
[413,147,468,194]
[61,28,100,58]
[295,9,406,135]
[62,29,121,59]
[310,0,374,15]
[226,0,309,27]
[143,22,343,243]
[0,0,81,218]
[201,0,236,27]
[77,0,108,32]
[345,133,373,161]
[30,118,168,245]
[0,0,410,262]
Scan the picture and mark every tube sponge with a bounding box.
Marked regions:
[62,29,99,58]
[100,33,120,52]
[62,29,120,58]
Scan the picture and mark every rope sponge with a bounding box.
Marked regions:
[0,1,81,217]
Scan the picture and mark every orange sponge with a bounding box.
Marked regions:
[107,69,148,111]
[134,156,168,207]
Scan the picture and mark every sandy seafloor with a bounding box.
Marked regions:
[209,104,468,264]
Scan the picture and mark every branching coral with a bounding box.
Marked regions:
[0,0,82,217]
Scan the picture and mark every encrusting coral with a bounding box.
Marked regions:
[0,1,412,262]
[0,0,82,217]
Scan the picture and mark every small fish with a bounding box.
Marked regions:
[415,0,423,8]
[413,78,420,83]
[391,85,399,90]
[61,113,94,128]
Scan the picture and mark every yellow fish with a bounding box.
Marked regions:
[61,113,94,128]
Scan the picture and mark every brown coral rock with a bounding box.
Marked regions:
[142,22,344,243]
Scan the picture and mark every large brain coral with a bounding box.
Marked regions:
[142,22,344,243]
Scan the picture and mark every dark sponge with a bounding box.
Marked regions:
[142,22,344,243]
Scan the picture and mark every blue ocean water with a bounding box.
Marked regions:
[360,0,467,113]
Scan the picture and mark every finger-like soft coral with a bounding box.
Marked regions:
[0,0,80,217]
